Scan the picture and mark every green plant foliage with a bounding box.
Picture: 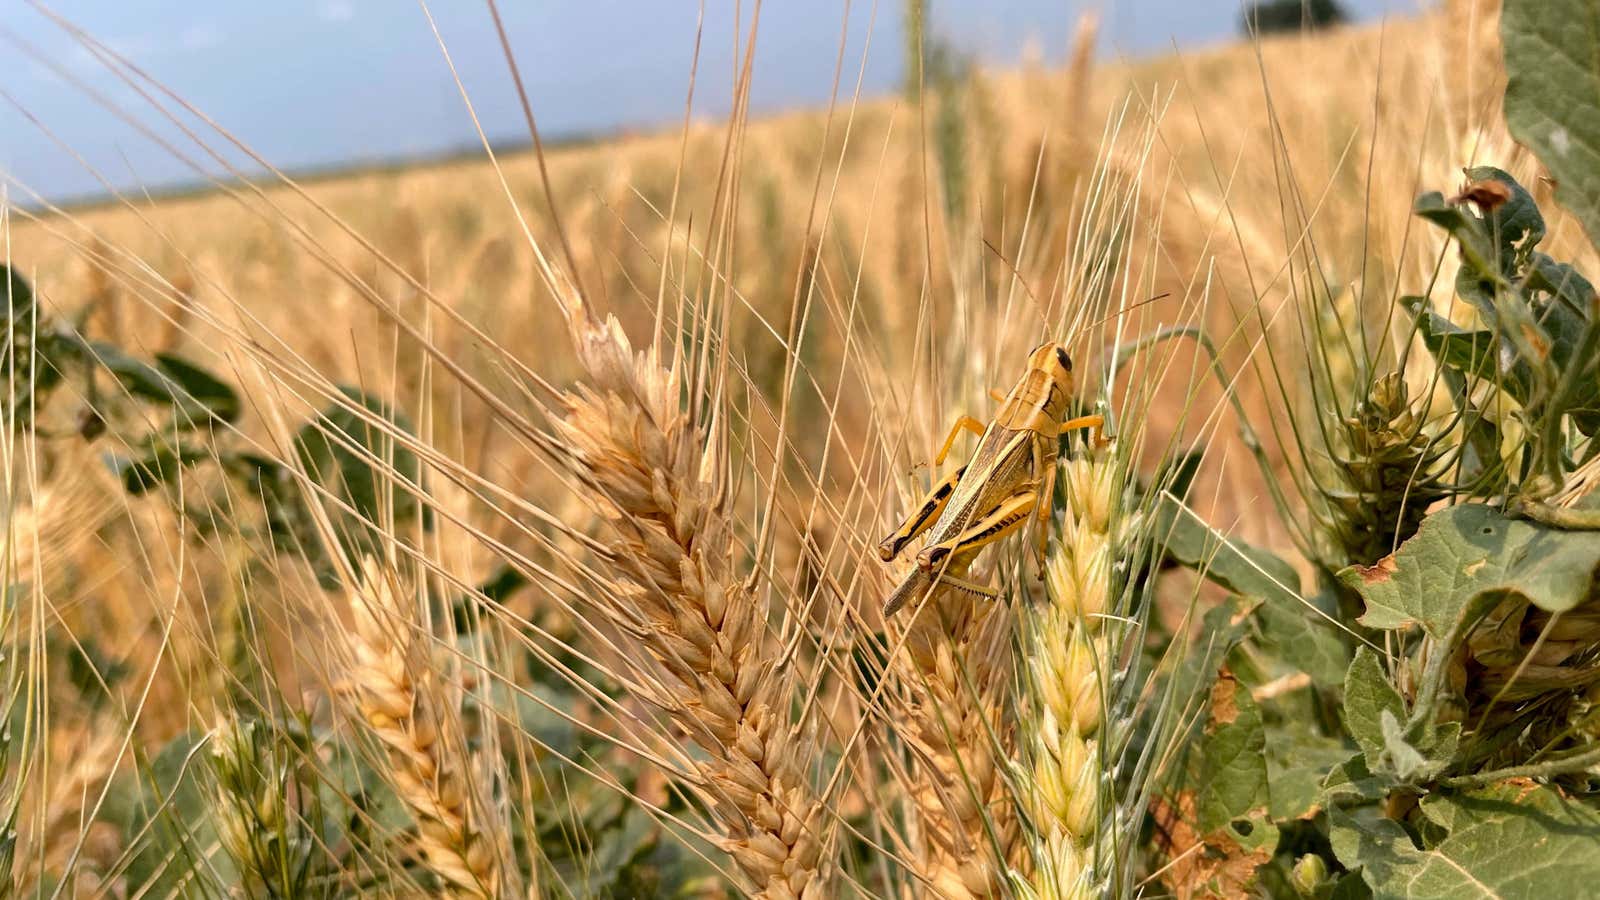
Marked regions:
[1240,0,1347,36]
[154,352,242,424]
[292,386,427,578]
[0,267,64,430]
[103,731,227,894]
[113,432,209,495]
[1330,783,1600,898]
[1339,503,1600,635]
[1503,0,1600,247]
[1413,168,1600,485]
[1155,495,1349,687]
[294,386,424,529]
[1194,673,1275,850]
[1341,649,1406,767]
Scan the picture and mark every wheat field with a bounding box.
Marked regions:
[4,0,1597,896]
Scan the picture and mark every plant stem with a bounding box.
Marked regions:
[1440,744,1600,788]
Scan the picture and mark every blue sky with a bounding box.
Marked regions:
[0,1,1419,205]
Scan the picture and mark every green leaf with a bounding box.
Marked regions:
[1414,193,1500,291]
[1341,504,1600,635]
[1154,495,1328,632]
[1318,753,1395,808]
[1331,782,1600,899]
[1342,648,1406,766]
[104,731,233,894]
[1464,165,1545,260]
[113,434,207,495]
[1264,725,1352,821]
[1255,593,1350,688]
[0,265,36,323]
[1378,710,1428,781]
[154,352,241,423]
[1415,173,1560,396]
[1402,295,1509,392]
[477,563,528,603]
[1502,0,1600,249]
[293,386,425,554]
[1196,671,1274,849]
[81,340,182,403]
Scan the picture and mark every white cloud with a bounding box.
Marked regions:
[319,1,355,23]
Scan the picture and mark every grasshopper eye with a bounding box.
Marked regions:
[1054,347,1072,372]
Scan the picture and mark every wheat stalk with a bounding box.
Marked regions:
[554,300,828,900]
[341,558,500,898]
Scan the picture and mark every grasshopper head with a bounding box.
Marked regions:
[1026,341,1076,416]
[1027,341,1073,378]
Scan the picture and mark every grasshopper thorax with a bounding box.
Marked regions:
[995,341,1075,433]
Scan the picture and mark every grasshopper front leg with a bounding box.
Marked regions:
[1060,413,1106,446]
[878,464,966,561]
[916,489,1039,572]
[935,415,987,466]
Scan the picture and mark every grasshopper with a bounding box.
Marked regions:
[880,342,1102,616]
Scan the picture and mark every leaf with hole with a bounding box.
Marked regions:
[1330,782,1600,899]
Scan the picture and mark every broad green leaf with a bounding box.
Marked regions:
[1503,0,1600,249]
[112,435,207,495]
[477,563,529,603]
[1415,172,1560,393]
[1338,504,1600,635]
[1155,496,1302,611]
[0,265,36,326]
[84,339,187,404]
[1342,648,1406,766]
[1196,671,1273,848]
[1318,753,1395,807]
[1464,165,1545,261]
[1255,594,1350,688]
[1414,193,1499,289]
[103,731,236,894]
[294,386,425,556]
[155,352,241,423]
[1331,782,1600,899]
[1378,710,1428,781]
[1263,725,1351,821]
[1401,295,1507,391]
[72,339,240,425]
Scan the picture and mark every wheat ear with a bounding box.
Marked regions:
[1026,453,1118,899]
[555,304,827,900]
[343,559,500,898]
[889,580,1018,898]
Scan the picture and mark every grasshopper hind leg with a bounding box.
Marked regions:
[916,489,1039,572]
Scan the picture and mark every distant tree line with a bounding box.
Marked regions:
[1241,0,1349,35]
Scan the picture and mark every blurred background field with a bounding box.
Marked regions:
[8,0,1536,542]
